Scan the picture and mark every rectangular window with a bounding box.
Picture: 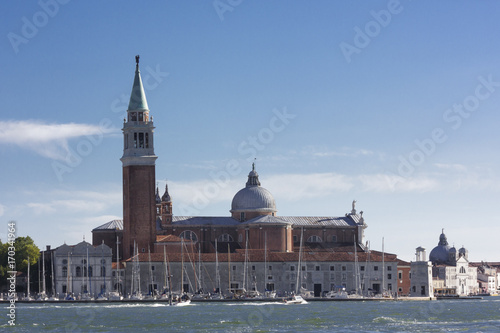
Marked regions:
[267,275,273,280]
[374,266,379,271]
[290,265,295,271]
[387,273,392,280]
[252,265,256,271]
[302,266,306,272]
[139,133,144,148]
[398,271,402,279]
[232,265,236,271]
[266,283,275,291]
[330,266,335,271]
[315,266,320,271]
[342,266,346,271]
[360,266,365,271]
[330,273,335,280]
[124,134,128,149]
[342,273,347,281]
[293,235,298,242]
[291,273,296,280]
[139,112,143,122]
[62,285,67,293]
[387,266,392,271]
[388,283,392,291]
[330,235,337,242]
[145,133,149,148]
[269,266,272,271]
[151,265,155,271]
[133,133,137,148]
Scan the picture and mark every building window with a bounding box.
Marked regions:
[62,259,68,265]
[374,266,379,271]
[76,266,81,277]
[267,275,273,280]
[330,273,335,280]
[269,266,272,271]
[293,235,298,242]
[307,235,322,243]
[290,265,295,271]
[145,133,149,148]
[133,133,137,148]
[342,266,346,271]
[387,266,392,271]
[388,283,392,291]
[130,112,137,121]
[138,112,143,122]
[139,133,144,148]
[62,266,67,277]
[238,233,243,242]
[387,274,392,280]
[240,212,245,221]
[342,273,347,281]
[302,266,306,272]
[179,230,198,242]
[330,266,335,271]
[291,273,296,280]
[252,265,255,271]
[398,271,402,280]
[125,134,128,149]
[218,234,233,242]
[360,266,365,271]
[330,235,337,242]
[151,265,155,271]
[315,266,320,271]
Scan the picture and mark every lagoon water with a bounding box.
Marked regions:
[4,297,500,332]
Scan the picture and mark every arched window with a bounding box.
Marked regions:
[218,234,234,242]
[307,235,322,243]
[76,266,82,277]
[460,266,466,274]
[179,230,198,242]
[62,266,67,277]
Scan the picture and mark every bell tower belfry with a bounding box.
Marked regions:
[121,55,157,260]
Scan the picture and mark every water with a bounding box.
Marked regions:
[4,297,500,332]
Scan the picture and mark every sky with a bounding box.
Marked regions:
[1,0,500,263]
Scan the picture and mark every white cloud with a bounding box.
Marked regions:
[358,174,440,193]
[434,163,468,172]
[0,120,119,161]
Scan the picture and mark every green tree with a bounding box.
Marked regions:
[0,234,40,285]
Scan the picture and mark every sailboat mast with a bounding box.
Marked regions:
[181,239,184,293]
[295,228,303,295]
[163,245,167,290]
[42,250,46,295]
[27,255,30,298]
[51,251,56,297]
[228,244,231,294]
[116,236,120,294]
[382,237,385,294]
[264,232,267,293]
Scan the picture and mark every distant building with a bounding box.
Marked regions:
[91,56,406,297]
[418,230,479,296]
[52,241,112,298]
[410,247,433,297]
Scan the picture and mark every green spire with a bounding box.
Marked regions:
[127,55,149,111]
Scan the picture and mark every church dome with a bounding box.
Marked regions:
[230,164,276,214]
[429,230,451,264]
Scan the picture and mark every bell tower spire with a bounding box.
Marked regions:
[121,55,157,260]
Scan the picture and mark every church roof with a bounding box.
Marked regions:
[172,216,239,226]
[127,55,149,111]
[92,219,123,231]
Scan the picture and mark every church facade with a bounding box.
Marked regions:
[92,57,403,297]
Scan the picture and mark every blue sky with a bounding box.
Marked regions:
[1,0,500,262]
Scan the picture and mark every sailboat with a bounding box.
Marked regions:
[129,241,143,300]
[23,255,33,301]
[108,236,123,300]
[37,250,48,301]
[48,251,59,301]
[80,247,94,300]
[284,228,308,304]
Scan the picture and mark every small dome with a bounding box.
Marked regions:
[231,186,276,213]
[459,246,467,254]
[230,164,276,214]
[429,230,451,264]
[449,246,456,253]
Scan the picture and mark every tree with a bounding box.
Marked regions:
[0,235,40,287]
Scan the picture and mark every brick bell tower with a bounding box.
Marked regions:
[121,55,157,260]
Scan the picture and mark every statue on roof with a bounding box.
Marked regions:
[135,55,140,65]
